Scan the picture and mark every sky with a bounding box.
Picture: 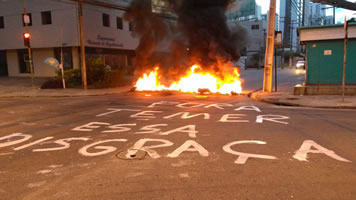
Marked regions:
[256,0,356,23]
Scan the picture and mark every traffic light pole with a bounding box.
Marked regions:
[24,8,35,89]
[263,0,277,93]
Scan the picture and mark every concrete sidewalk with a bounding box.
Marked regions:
[245,69,356,109]
[250,91,356,109]
[0,77,132,98]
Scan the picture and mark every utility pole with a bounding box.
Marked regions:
[289,23,293,69]
[302,0,306,26]
[23,1,34,89]
[78,2,87,89]
[333,7,336,24]
[342,17,348,102]
[263,0,277,93]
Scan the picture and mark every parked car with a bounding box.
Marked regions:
[296,61,305,69]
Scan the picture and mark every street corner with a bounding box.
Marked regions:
[249,90,299,106]
[250,90,356,109]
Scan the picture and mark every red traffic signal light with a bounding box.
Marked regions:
[24,32,30,39]
[23,32,30,47]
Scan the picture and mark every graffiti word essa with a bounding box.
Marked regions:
[72,123,199,138]
[0,133,352,165]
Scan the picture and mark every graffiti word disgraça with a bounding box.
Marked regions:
[0,133,352,165]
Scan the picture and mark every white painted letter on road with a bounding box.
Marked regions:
[33,137,90,152]
[0,133,32,148]
[235,106,261,112]
[293,140,351,162]
[160,125,198,138]
[256,115,289,125]
[223,141,277,164]
[219,114,249,123]
[72,122,110,132]
[168,140,209,158]
[78,139,127,157]
[127,138,173,159]
[130,111,163,119]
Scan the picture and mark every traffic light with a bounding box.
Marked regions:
[23,32,30,47]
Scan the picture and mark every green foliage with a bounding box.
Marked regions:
[54,68,82,88]
[42,56,127,89]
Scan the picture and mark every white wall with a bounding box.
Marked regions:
[0,0,139,51]
[300,25,356,42]
[82,4,139,50]
[238,20,266,53]
[0,0,79,50]
[6,48,57,77]
[0,0,140,77]
[6,50,19,77]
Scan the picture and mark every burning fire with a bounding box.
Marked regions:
[135,65,242,95]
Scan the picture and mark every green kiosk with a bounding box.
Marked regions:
[296,22,356,95]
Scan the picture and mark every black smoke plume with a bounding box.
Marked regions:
[124,0,247,81]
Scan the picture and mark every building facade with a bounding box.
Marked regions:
[279,0,301,51]
[0,0,138,77]
[308,2,327,26]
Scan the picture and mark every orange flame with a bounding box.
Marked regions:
[135,65,242,95]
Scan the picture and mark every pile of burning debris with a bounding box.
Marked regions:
[126,0,247,95]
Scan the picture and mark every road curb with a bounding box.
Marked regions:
[0,90,131,99]
[249,91,356,110]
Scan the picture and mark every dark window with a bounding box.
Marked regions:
[129,22,134,31]
[102,13,110,27]
[116,17,123,29]
[0,50,8,76]
[41,11,52,25]
[0,16,4,29]
[17,49,31,73]
[251,24,260,30]
[54,47,73,69]
[22,13,32,26]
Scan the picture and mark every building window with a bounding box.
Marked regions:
[41,11,52,25]
[117,17,123,29]
[0,16,4,29]
[22,13,32,26]
[54,47,73,69]
[251,24,259,30]
[102,13,110,27]
[17,49,31,73]
[129,22,134,31]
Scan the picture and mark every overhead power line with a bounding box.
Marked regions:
[310,0,356,11]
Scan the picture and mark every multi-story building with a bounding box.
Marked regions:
[302,0,310,27]
[309,2,327,26]
[261,13,279,31]
[0,0,138,77]
[227,0,262,21]
[279,0,301,51]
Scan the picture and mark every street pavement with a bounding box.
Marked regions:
[1,69,356,109]
[0,69,356,200]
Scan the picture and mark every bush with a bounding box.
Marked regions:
[42,58,127,89]
[41,79,63,89]
[103,70,125,87]
[87,65,106,85]
[55,68,82,88]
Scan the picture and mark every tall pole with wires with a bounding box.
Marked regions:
[263,0,277,92]
[78,2,87,89]
[23,0,35,88]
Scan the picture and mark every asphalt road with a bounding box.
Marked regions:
[0,91,356,200]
